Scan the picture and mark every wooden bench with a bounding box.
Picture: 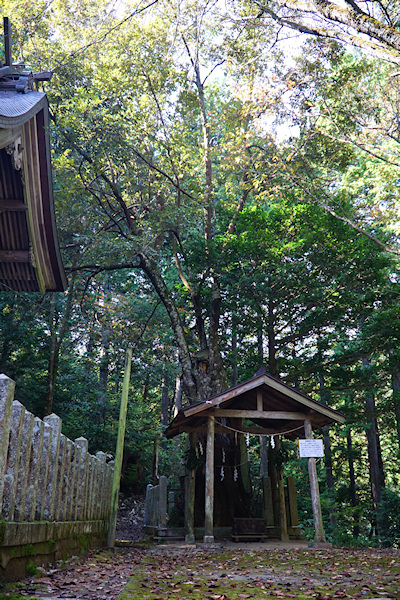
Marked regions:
[232,518,268,542]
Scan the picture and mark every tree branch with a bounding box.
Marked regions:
[253,0,400,62]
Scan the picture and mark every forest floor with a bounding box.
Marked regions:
[2,543,400,600]
[1,496,399,600]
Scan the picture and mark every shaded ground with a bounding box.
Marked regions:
[3,543,399,600]
[114,495,145,541]
[120,544,400,600]
[0,547,146,600]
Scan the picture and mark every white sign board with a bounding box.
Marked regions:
[299,439,324,458]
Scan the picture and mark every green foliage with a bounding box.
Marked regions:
[25,560,38,577]
[377,489,400,547]
[1,0,400,544]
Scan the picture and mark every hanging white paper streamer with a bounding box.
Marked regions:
[271,435,275,449]
[199,441,204,455]
[234,466,238,481]
[246,432,250,446]
[222,448,226,463]
[220,466,225,481]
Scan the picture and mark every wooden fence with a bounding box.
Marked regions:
[0,374,114,580]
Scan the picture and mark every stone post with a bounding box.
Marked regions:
[96,451,107,519]
[75,437,88,521]
[35,423,52,520]
[0,374,15,510]
[25,417,44,520]
[2,400,24,520]
[66,442,78,521]
[87,455,95,520]
[158,475,168,536]
[43,414,62,521]
[14,410,34,521]
[144,484,153,528]
[60,439,73,521]
[54,434,67,521]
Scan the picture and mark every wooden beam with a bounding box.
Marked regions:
[262,376,346,423]
[181,425,299,436]
[0,127,22,150]
[204,415,215,544]
[287,476,299,527]
[23,117,47,295]
[0,251,30,263]
[183,377,267,416]
[257,388,263,412]
[182,374,345,424]
[304,418,326,544]
[278,471,289,541]
[4,18,12,67]
[212,409,307,420]
[185,432,196,544]
[0,201,28,212]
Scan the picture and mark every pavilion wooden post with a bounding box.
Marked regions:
[185,432,196,543]
[204,415,215,544]
[276,436,289,541]
[304,418,326,544]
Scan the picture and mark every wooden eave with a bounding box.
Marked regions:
[0,90,67,292]
[165,373,345,439]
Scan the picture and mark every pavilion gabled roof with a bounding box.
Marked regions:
[165,371,345,439]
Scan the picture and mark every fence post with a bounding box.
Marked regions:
[0,374,15,510]
[25,417,45,520]
[43,414,62,521]
[2,400,24,520]
[14,410,34,521]
[36,422,52,520]
[96,452,107,519]
[75,437,88,521]
[66,442,78,521]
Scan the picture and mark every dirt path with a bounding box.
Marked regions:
[120,544,399,600]
[0,547,146,600]
[4,542,399,600]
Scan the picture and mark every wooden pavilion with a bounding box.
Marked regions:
[165,368,345,545]
[0,18,66,293]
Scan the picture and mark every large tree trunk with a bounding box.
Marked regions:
[257,308,264,367]
[362,356,385,531]
[231,315,238,387]
[347,428,360,538]
[318,370,337,528]
[139,252,199,400]
[392,366,400,455]
[161,359,169,427]
[267,287,278,377]
[44,276,75,416]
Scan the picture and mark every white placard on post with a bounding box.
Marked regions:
[299,439,324,458]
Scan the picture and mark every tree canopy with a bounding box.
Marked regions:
[1,0,400,544]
